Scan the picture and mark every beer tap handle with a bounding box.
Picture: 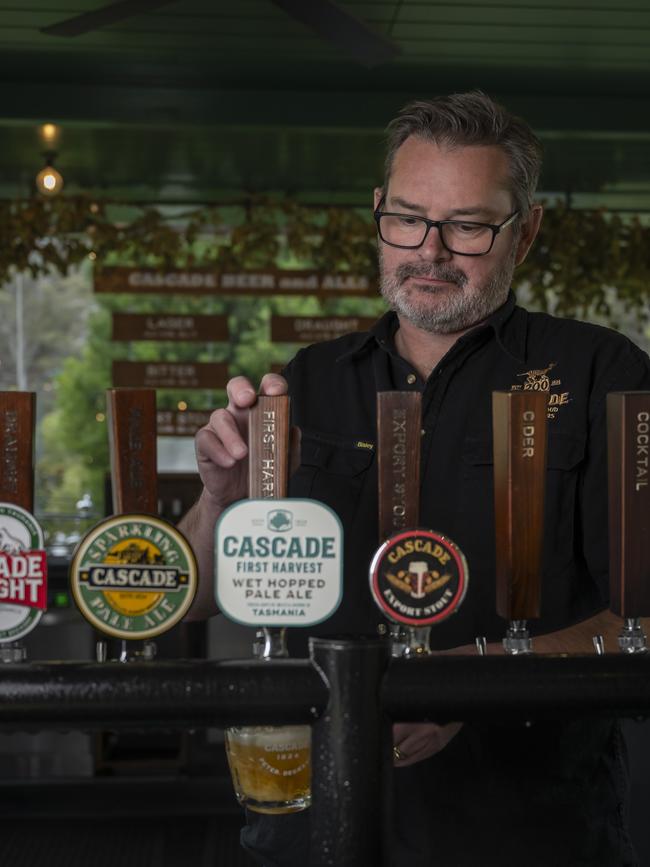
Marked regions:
[106,388,158,514]
[377,392,422,541]
[493,391,548,644]
[607,394,650,641]
[248,395,290,499]
[0,392,36,511]
[593,635,605,656]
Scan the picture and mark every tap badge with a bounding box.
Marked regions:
[369,529,468,627]
[0,503,48,641]
[70,514,197,640]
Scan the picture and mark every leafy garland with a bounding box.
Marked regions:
[2,196,650,321]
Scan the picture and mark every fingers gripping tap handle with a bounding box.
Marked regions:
[106,388,158,515]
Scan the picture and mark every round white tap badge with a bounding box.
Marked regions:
[70,514,198,640]
[0,503,47,642]
[215,499,343,627]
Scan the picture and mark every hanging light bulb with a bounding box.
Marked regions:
[35,162,64,197]
[37,123,62,150]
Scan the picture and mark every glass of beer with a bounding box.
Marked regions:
[224,724,311,814]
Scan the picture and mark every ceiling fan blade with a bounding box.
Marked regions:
[270,0,400,68]
[41,0,177,37]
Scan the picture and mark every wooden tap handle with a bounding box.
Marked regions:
[377,391,421,542]
[493,391,548,621]
[106,388,158,514]
[248,395,290,499]
[607,391,650,617]
[0,392,36,511]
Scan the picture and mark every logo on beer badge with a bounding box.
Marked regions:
[70,514,197,640]
[215,498,343,627]
[0,503,47,642]
[369,529,468,627]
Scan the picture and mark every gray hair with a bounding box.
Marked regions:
[384,91,543,217]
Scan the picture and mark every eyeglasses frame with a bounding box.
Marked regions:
[373,197,520,257]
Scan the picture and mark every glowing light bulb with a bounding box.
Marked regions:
[177,401,188,411]
[38,123,61,148]
[35,165,64,197]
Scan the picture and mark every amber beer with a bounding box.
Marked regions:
[224,725,311,813]
[224,396,311,814]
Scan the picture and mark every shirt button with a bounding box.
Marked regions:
[406,373,417,385]
[377,623,387,636]
[421,428,426,437]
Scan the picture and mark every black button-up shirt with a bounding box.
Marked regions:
[243,294,649,866]
[286,292,650,653]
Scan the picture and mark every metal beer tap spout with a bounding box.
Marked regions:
[503,619,533,656]
[618,618,648,655]
[403,626,431,657]
[260,627,289,660]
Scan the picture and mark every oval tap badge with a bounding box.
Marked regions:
[369,529,468,627]
[215,498,343,627]
[0,503,48,642]
[70,514,197,640]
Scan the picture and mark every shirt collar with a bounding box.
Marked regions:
[336,290,527,365]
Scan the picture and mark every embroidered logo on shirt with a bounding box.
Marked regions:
[510,362,571,421]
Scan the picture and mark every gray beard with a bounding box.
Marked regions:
[378,246,516,334]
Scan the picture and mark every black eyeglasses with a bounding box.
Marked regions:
[374,198,519,257]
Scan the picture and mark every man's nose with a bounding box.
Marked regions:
[419,225,452,262]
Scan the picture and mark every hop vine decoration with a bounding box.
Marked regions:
[2,196,650,322]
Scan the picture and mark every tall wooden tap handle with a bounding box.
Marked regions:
[377,392,421,542]
[492,391,548,621]
[607,392,650,617]
[248,395,290,499]
[0,392,36,511]
[106,388,158,515]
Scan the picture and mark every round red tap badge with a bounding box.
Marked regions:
[70,514,197,640]
[369,529,468,627]
[0,503,48,642]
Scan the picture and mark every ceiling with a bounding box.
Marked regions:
[1,0,650,206]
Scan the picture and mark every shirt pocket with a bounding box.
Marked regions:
[288,429,375,529]
[461,432,586,571]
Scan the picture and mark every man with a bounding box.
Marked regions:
[182,92,648,865]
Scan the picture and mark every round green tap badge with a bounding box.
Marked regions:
[70,514,198,640]
[0,502,47,642]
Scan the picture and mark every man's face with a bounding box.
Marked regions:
[375,137,524,334]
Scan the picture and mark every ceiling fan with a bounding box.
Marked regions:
[40,0,399,67]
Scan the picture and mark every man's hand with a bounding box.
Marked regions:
[194,373,288,511]
[392,721,463,767]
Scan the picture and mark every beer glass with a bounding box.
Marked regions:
[225,724,311,813]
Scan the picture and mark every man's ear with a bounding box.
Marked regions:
[514,204,544,267]
[374,187,384,211]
